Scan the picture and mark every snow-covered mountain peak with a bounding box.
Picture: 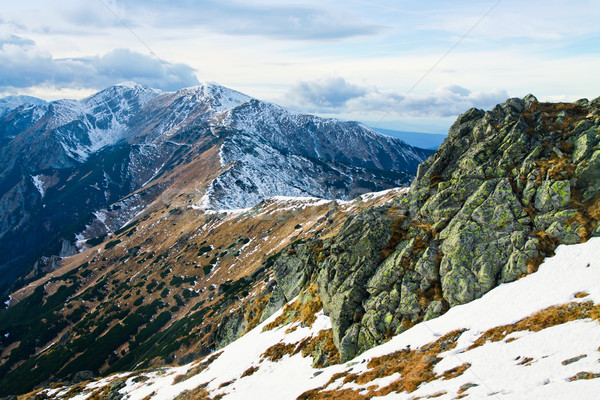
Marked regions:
[174,82,252,112]
[112,81,154,90]
[82,82,163,109]
[0,95,47,117]
[40,84,164,161]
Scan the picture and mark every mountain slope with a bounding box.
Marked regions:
[0,83,431,295]
[1,95,598,398]
[25,237,600,400]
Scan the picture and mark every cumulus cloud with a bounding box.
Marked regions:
[0,36,198,91]
[284,78,509,118]
[291,77,368,108]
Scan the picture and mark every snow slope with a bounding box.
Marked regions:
[35,238,600,400]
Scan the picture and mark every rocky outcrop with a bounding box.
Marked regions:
[272,95,600,360]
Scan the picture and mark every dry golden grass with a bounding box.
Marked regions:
[172,374,187,385]
[261,342,297,362]
[525,230,560,274]
[243,293,271,334]
[263,284,322,331]
[240,365,259,378]
[298,329,340,368]
[296,330,467,399]
[574,292,590,299]
[172,385,211,399]
[261,329,340,368]
[218,379,234,389]
[468,301,600,350]
[57,383,86,399]
[535,155,576,182]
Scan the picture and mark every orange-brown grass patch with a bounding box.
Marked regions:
[263,284,322,331]
[243,293,271,333]
[468,301,600,351]
[261,342,298,362]
[417,282,446,312]
[440,363,471,379]
[296,329,467,400]
[261,329,340,368]
[296,329,341,368]
[559,141,575,154]
[574,292,590,299]
[218,379,234,389]
[172,385,211,399]
[588,195,600,220]
[240,365,259,378]
[87,385,110,400]
[172,373,187,385]
[525,230,561,274]
[535,155,576,182]
[566,195,600,241]
[516,357,534,366]
[57,383,86,399]
[525,255,545,275]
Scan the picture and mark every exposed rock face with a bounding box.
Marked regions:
[272,95,600,360]
[316,210,392,359]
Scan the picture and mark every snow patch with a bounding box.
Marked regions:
[31,175,45,197]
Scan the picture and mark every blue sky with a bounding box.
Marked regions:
[1,0,599,132]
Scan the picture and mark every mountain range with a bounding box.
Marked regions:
[0,83,432,296]
[0,89,598,399]
[372,128,447,150]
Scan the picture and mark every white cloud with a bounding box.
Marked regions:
[283,78,509,118]
[0,36,198,91]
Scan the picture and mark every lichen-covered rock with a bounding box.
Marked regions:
[272,243,315,301]
[365,238,413,294]
[316,208,392,358]
[575,150,600,201]
[534,180,571,212]
[264,96,600,362]
[259,283,287,324]
[215,311,247,348]
[424,300,443,321]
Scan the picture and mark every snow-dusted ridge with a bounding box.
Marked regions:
[0,81,430,292]
[0,95,48,118]
[40,238,600,399]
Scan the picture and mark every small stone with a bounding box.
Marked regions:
[561,354,587,366]
[459,382,479,392]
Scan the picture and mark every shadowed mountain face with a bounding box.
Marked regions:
[0,83,432,294]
